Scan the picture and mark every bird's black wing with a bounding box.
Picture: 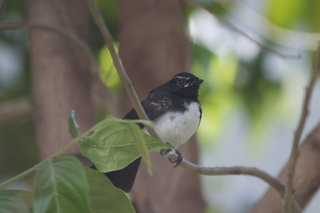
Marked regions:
[124,97,172,123]
[96,97,172,192]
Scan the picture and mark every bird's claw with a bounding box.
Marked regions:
[168,149,183,167]
[159,142,183,168]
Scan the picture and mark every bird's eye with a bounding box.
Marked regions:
[177,79,186,86]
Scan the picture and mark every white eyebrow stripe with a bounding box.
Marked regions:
[174,76,190,79]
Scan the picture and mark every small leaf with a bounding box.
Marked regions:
[33,155,90,213]
[68,110,81,138]
[78,118,172,173]
[0,190,33,213]
[85,167,135,213]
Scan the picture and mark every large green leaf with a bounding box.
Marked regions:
[78,118,172,173]
[0,190,33,213]
[33,155,90,213]
[85,167,135,213]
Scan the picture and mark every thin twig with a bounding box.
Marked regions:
[188,159,285,195]
[85,0,162,140]
[186,0,300,60]
[168,153,285,195]
[283,44,320,213]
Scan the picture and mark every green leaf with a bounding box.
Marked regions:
[85,167,135,213]
[68,110,81,138]
[78,117,172,173]
[33,155,90,213]
[0,190,33,213]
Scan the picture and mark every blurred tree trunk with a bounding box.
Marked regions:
[26,0,94,164]
[250,123,320,213]
[118,0,206,212]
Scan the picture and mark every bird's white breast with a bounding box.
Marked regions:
[151,102,201,148]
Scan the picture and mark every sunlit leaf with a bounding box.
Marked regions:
[98,46,122,93]
[78,117,172,173]
[0,190,33,213]
[33,155,90,213]
[85,167,135,213]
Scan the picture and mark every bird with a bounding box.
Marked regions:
[91,72,203,192]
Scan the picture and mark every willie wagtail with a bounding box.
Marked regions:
[91,72,203,192]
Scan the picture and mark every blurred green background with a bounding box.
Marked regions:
[0,0,319,212]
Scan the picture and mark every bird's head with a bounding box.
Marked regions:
[168,72,203,98]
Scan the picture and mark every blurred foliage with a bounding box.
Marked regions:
[98,45,122,93]
[266,0,305,28]
[307,0,320,31]
[266,0,320,31]
[0,0,35,177]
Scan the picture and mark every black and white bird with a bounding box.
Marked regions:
[92,72,203,192]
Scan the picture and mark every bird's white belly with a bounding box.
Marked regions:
[152,102,200,148]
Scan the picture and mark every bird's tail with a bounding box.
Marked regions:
[90,157,141,192]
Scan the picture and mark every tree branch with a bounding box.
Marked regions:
[182,158,285,196]
[186,0,300,59]
[283,44,320,213]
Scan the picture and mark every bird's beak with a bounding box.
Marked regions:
[192,79,204,86]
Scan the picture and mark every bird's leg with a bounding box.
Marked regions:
[160,142,183,167]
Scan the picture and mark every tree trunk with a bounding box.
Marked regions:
[26,0,94,164]
[250,123,320,212]
[118,0,206,212]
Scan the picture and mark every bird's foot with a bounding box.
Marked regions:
[159,142,183,168]
[168,149,183,167]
